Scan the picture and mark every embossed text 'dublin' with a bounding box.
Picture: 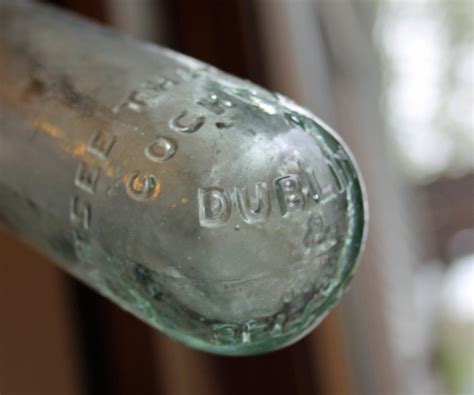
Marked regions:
[198,162,350,228]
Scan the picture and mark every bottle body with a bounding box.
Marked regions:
[0,2,366,354]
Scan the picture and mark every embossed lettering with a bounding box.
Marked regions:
[212,324,238,345]
[198,187,231,228]
[284,112,305,129]
[303,214,338,256]
[126,173,158,201]
[270,313,286,336]
[75,162,100,194]
[145,137,176,162]
[129,89,155,107]
[327,162,346,194]
[175,67,199,81]
[275,175,304,216]
[303,214,325,248]
[198,165,343,227]
[197,93,234,115]
[126,77,175,109]
[169,111,205,134]
[70,196,91,231]
[235,182,270,224]
[300,167,323,203]
[87,130,116,160]
[155,77,177,91]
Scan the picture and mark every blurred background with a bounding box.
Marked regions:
[0,0,472,394]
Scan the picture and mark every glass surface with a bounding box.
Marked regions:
[0,1,367,354]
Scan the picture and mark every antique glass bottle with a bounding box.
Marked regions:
[0,1,367,355]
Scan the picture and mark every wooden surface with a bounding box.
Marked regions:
[0,230,83,395]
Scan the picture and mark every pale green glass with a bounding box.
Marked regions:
[0,1,367,355]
